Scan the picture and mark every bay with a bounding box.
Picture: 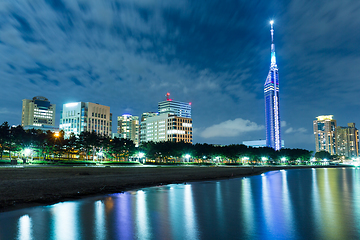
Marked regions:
[1,167,359,240]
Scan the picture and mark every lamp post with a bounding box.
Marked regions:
[24,148,32,163]
[185,154,191,163]
[242,156,249,165]
[215,156,220,165]
[281,157,286,165]
[138,152,145,164]
[54,132,60,161]
[261,157,268,165]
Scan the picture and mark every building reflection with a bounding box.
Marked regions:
[135,190,150,239]
[184,184,199,240]
[241,178,255,236]
[94,200,106,240]
[281,170,294,238]
[17,214,32,240]
[50,202,79,240]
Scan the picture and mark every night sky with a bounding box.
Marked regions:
[1,0,359,151]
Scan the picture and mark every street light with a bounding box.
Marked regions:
[24,148,33,162]
[242,156,249,165]
[281,157,286,165]
[24,148,31,156]
[53,132,60,161]
[185,154,191,162]
[138,152,145,163]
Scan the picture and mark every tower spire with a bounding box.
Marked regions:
[270,20,276,66]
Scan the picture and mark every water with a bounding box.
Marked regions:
[1,168,360,240]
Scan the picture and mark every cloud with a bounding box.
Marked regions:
[285,127,307,134]
[200,118,264,138]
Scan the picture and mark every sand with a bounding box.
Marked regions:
[0,165,345,212]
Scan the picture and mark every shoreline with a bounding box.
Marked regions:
[0,165,351,213]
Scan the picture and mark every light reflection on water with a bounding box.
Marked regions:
[1,168,360,240]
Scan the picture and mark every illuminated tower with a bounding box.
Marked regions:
[264,20,281,150]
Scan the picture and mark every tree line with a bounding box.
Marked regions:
[0,122,135,161]
[0,122,313,164]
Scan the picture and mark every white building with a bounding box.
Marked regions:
[140,114,192,143]
[59,102,112,138]
[21,96,56,128]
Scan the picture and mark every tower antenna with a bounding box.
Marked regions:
[270,20,276,66]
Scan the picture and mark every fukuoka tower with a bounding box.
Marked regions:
[264,20,281,150]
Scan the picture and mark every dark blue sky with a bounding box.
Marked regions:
[1,0,359,151]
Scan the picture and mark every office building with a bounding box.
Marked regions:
[117,114,140,147]
[140,114,192,144]
[21,96,56,129]
[140,112,158,143]
[59,102,112,137]
[336,123,359,158]
[313,115,337,155]
[158,93,191,118]
[264,21,281,151]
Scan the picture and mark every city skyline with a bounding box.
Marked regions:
[1,0,359,151]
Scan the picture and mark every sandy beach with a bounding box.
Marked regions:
[0,165,347,212]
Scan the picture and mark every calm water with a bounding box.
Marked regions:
[1,168,360,240]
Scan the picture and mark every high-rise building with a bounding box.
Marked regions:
[117,114,140,147]
[264,21,281,151]
[21,96,56,128]
[59,102,112,137]
[140,114,192,143]
[140,112,158,143]
[158,93,191,118]
[336,123,359,158]
[313,115,337,155]
[140,94,193,144]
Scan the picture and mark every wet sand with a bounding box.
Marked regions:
[0,165,347,212]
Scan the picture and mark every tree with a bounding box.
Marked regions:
[9,125,26,160]
[315,151,331,160]
[64,133,78,159]
[0,122,10,159]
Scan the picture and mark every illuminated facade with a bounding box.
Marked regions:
[117,114,140,147]
[59,102,112,138]
[140,114,192,144]
[313,115,337,155]
[336,123,359,158]
[264,21,281,150]
[21,96,56,128]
